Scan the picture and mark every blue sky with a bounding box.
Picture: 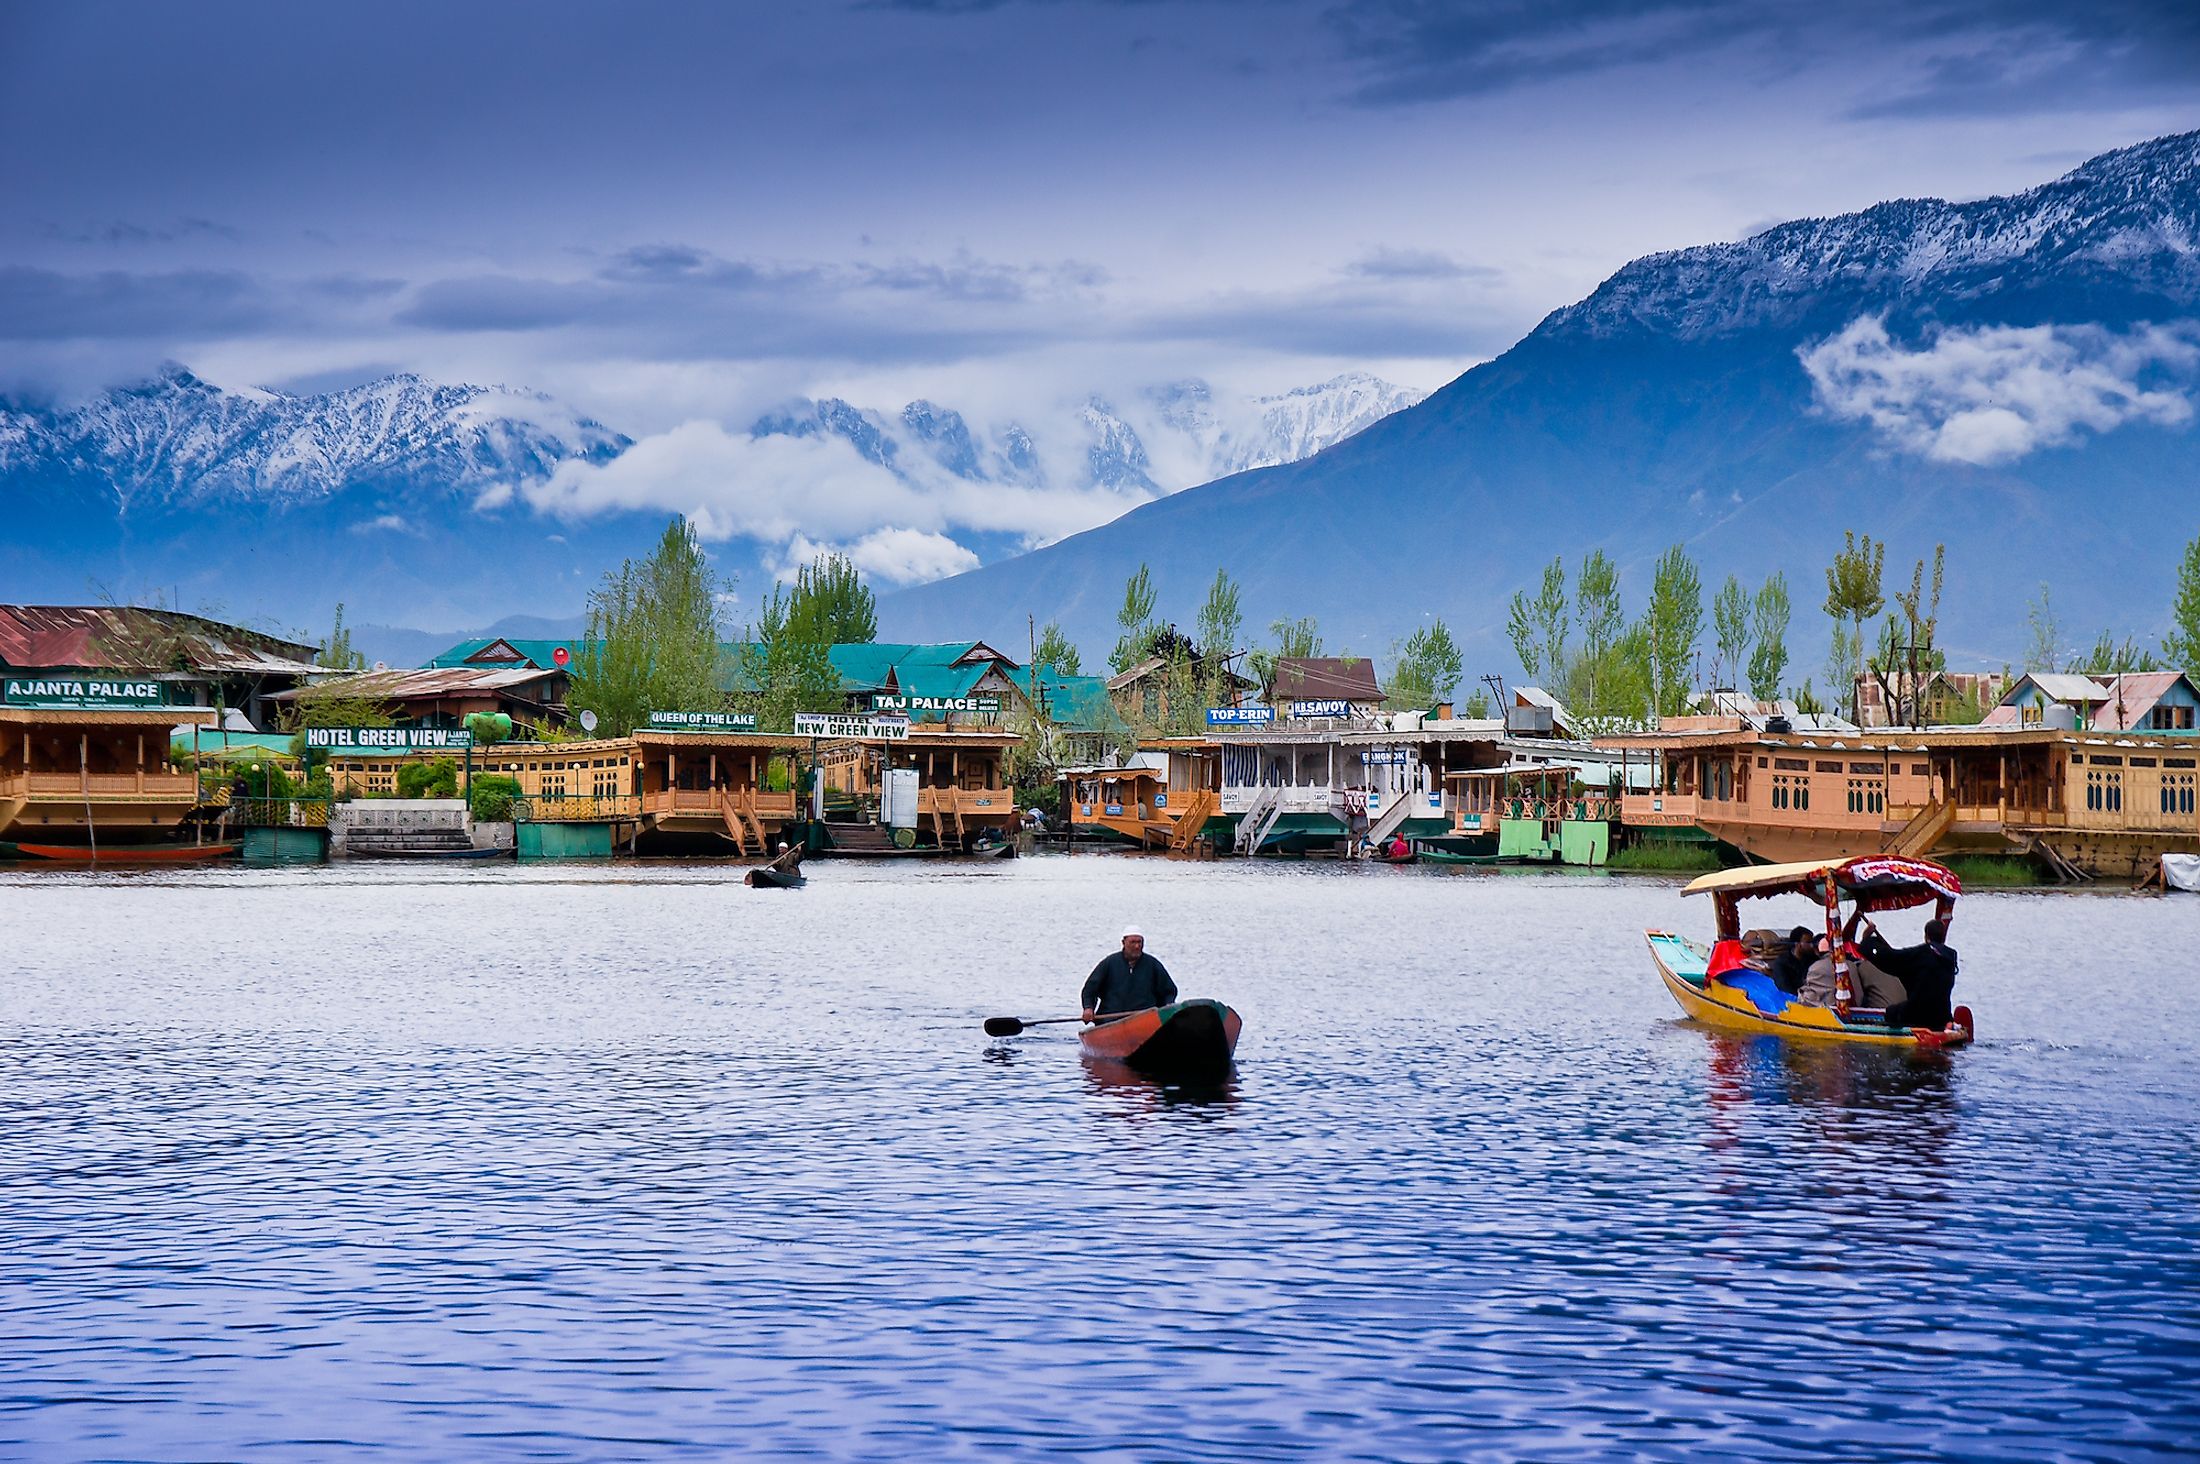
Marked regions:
[4,1,2198,593]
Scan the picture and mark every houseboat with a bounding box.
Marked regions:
[1600,719,2200,879]
[1060,738,1222,852]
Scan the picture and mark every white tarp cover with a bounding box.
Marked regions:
[2163,854,2200,893]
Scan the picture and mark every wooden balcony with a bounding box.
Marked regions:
[1620,791,1701,828]
[918,787,1014,819]
[18,770,199,799]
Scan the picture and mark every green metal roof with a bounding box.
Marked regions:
[1033,672,1129,735]
[425,637,593,670]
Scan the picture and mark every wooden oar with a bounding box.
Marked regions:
[983,1011,1140,1037]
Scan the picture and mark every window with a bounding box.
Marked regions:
[2151,705,2195,731]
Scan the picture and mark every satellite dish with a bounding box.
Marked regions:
[579,709,599,733]
[373,661,389,671]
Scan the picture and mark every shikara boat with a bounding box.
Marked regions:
[1419,847,1500,865]
[745,866,807,888]
[0,840,241,863]
[1079,999,1242,1075]
[1647,855,1974,1049]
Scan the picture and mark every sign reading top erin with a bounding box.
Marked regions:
[3,677,166,708]
[1207,706,1274,726]
[870,694,1001,716]
[793,713,911,741]
[1289,699,1356,719]
[304,726,475,751]
[648,710,759,732]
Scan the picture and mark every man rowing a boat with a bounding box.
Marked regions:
[766,840,802,874]
[1082,926,1178,1017]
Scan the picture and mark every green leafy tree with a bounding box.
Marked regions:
[1868,544,1947,726]
[2164,535,2200,675]
[1032,621,1082,677]
[1823,530,1886,722]
[1747,573,1791,701]
[318,602,367,671]
[741,580,841,732]
[1711,575,1750,691]
[1194,569,1245,710]
[1571,550,1624,715]
[1108,564,1160,674]
[1248,616,1323,692]
[572,515,731,735]
[2023,583,2063,673]
[1506,557,1568,682]
[1640,544,1704,719]
[791,553,877,643]
[1387,620,1464,710]
[1461,686,1493,719]
[397,757,460,800]
[1793,678,1827,716]
[2079,630,2161,674]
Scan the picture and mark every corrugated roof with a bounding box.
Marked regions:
[2091,672,2196,731]
[270,665,561,701]
[1036,672,1129,734]
[0,605,320,675]
[1272,657,1383,702]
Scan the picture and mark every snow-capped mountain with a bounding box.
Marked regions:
[885,130,2200,667]
[0,365,628,510]
[1548,130,2200,341]
[749,372,1424,499]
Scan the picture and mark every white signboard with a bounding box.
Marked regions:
[793,713,910,741]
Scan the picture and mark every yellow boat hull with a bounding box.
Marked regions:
[1645,931,1967,1048]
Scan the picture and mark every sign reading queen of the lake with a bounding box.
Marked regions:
[648,710,759,732]
[793,713,910,741]
[3,677,166,708]
[304,726,474,752]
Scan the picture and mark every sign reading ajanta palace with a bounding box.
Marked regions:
[2,677,167,708]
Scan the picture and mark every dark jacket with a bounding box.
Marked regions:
[1768,947,1814,996]
[1861,931,1958,1030]
[1082,950,1177,1015]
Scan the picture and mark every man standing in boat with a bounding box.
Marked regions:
[1082,926,1178,1017]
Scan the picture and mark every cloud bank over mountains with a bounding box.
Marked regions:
[1803,317,2200,465]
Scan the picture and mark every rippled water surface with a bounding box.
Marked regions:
[4,856,2197,1461]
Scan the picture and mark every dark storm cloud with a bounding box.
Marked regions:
[1327,0,2200,112]
[0,266,275,340]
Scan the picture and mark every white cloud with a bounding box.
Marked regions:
[516,422,933,541]
[781,528,981,587]
[1801,316,2199,466]
[349,512,414,535]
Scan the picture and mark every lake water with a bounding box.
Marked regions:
[3,856,2197,1461]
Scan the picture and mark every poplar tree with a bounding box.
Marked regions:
[2165,535,2200,676]
[1711,576,1750,690]
[1032,622,1081,677]
[1823,531,1885,723]
[1109,564,1160,674]
[318,603,367,671]
[1387,621,1463,710]
[1194,569,1245,711]
[1747,574,1791,701]
[1640,545,1704,719]
[1506,557,1568,682]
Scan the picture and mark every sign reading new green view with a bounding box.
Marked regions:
[3,677,167,708]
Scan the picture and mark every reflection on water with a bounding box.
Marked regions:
[2,858,2196,1460]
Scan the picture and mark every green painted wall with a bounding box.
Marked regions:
[1560,820,1610,867]
[242,827,328,866]
[517,823,614,861]
[1497,816,1555,861]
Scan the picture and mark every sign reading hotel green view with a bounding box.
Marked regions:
[304,726,475,752]
[870,694,1001,716]
[793,713,911,741]
[648,710,759,732]
[3,677,167,708]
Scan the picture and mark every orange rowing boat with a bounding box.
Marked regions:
[1079,999,1242,1075]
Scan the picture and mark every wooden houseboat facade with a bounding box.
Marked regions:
[1600,720,2200,879]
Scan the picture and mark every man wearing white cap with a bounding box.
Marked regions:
[1081,925,1178,1018]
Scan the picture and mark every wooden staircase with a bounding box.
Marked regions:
[718,789,769,854]
[1235,784,1285,855]
[1166,788,1219,854]
[1886,797,1956,858]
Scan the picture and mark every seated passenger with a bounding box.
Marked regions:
[1858,917,1959,1030]
[1767,927,1816,995]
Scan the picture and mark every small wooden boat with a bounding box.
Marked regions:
[0,840,241,863]
[745,865,807,888]
[1419,847,1500,865]
[1079,999,1242,1075]
[1648,856,1974,1048]
[1377,850,1418,865]
[973,838,1017,859]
